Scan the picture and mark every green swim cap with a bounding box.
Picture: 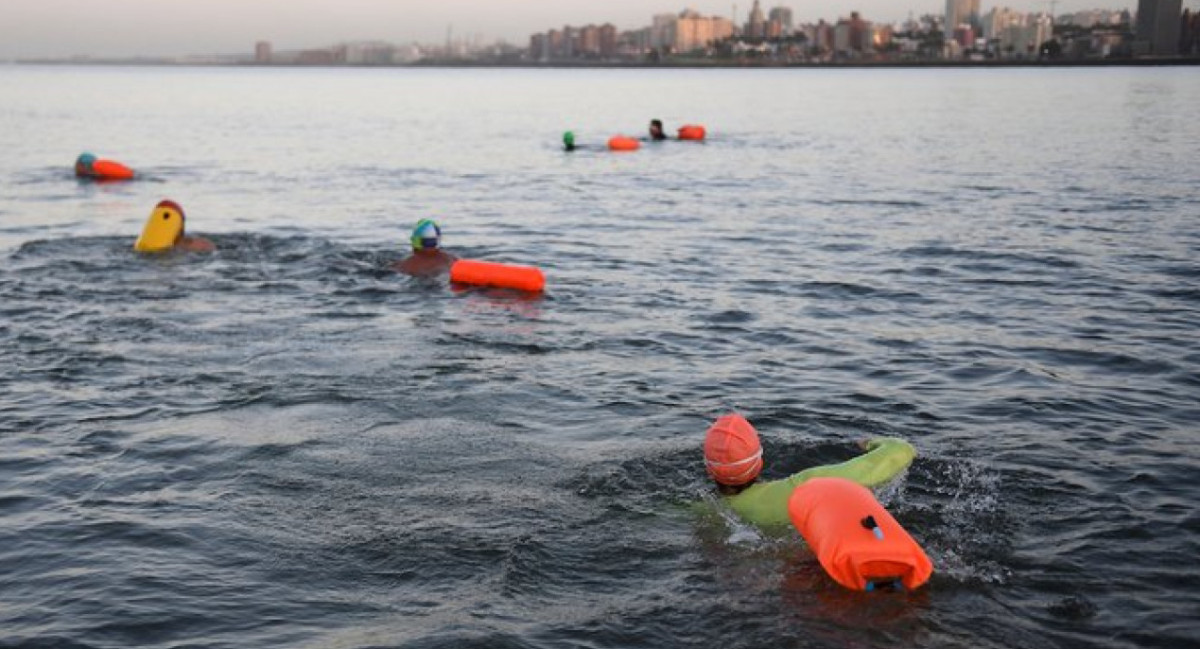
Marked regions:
[563,131,575,147]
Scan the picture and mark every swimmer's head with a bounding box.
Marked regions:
[75,153,96,174]
[134,199,186,252]
[704,413,763,487]
[649,119,665,139]
[563,131,575,149]
[411,219,441,251]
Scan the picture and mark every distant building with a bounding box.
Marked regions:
[255,41,272,63]
[1060,9,1129,27]
[834,12,873,55]
[1028,13,1055,54]
[579,24,601,56]
[768,6,794,36]
[529,33,548,61]
[344,41,397,65]
[1135,0,1182,55]
[599,24,618,58]
[528,20,623,60]
[547,29,563,58]
[746,0,767,38]
[562,26,577,58]
[652,13,677,50]
[1183,9,1200,55]
[675,10,734,52]
[617,28,652,57]
[297,48,338,65]
[953,24,976,48]
[809,20,834,53]
[945,0,982,38]
[981,7,1024,42]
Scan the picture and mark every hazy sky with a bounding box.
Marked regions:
[0,0,1180,58]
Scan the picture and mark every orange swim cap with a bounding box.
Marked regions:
[704,414,763,486]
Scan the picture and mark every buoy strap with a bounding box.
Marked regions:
[705,447,761,469]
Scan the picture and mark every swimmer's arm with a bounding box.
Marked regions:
[177,235,215,253]
[787,438,916,489]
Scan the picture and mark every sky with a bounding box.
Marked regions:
[0,0,1184,59]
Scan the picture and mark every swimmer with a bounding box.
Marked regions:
[74,153,97,177]
[394,219,458,277]
[563,131,577,152]
[133,200,215,253]
[648,119,667,141]
[704,413,915,530]
[75,152,135,180]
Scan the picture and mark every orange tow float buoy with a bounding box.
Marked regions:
[75,153,135,181]
[607,136,640,152]
[788,477,933,592]
[677,125,706,141]
[450,259,545,293]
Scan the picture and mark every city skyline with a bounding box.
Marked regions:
[2,0,1183,59]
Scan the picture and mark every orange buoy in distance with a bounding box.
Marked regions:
[677,125,706,141]
[450,259,545,293]
[607,136,640,152]
[75,153,135,180]
[788,477,933,592]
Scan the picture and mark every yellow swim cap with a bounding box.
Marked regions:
[134,200,185,252]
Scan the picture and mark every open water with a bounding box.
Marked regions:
[1,65,1198,649]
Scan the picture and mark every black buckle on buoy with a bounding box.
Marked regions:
[865,578,903,592]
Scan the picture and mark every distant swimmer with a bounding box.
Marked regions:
[703,413,915,530]
[133,200,215,253]
[395,219,458,277]
[563,131,577,152]
[75,152,135,181]
[648,119,668,141]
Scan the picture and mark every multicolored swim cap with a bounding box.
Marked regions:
[411,219,441,251]
[704,413,763,487]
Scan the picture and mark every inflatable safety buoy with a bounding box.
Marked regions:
[75,153,134,180]
[788,477,933,591]
[134,200,185,252]
[677,125,706,141]
[450,259,545,293]
[607,136,640,152]
[89,160,135,180]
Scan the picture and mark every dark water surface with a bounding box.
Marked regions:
[1,65,1198,648]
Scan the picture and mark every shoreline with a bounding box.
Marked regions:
[9,57,1200,69]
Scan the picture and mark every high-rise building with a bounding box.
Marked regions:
[529,33,548,61]
[833,12,872,54]
[1027,13,1054,53]
[746,0,767,38]
[672,10,734,52]
[255,41,272,63]
[1183,9,1199,55]
[981,7,1025,42]
[652,13,677,50]
[768,7,794,36]
[945,0,981,37]
[1135,0,1182,55]
[599,24,618,58]
[579,25,601,55]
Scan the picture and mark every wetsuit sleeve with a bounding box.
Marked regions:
[785,438,915,489]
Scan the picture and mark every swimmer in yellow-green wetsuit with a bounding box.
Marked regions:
[704,413,915,530]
